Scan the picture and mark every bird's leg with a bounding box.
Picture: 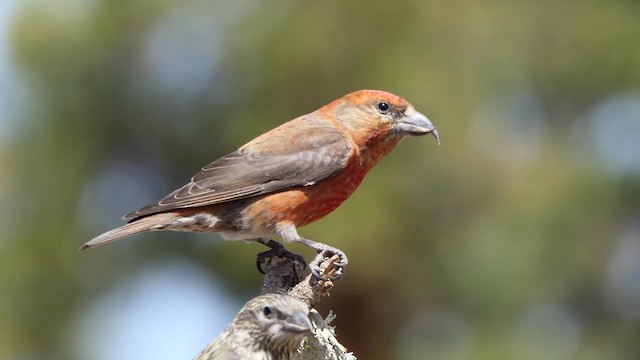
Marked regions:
[256,238,307,274]
[276,225,348,280]
[295,237,349,280]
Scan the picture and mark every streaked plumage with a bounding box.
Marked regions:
[194,294,312,360]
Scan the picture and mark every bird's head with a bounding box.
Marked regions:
[332,89,440,145]
[240,294,312,354]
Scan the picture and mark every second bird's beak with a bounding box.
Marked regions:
[283,311,313,334]
[396,107,440,145]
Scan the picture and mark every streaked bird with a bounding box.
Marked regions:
[194,294,312,360]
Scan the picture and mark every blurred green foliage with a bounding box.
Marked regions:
[1,0,639,359]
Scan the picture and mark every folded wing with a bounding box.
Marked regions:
[124,117,353,220]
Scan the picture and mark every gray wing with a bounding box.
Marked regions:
[124,121,352,220]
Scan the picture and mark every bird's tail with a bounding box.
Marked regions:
[80,213,178,251]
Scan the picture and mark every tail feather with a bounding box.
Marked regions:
[80,213,177,251]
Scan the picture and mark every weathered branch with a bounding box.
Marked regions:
[263,254,355,359]
[196,254,356,359]
[262,254,338,306]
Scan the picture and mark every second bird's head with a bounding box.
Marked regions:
[330,89,440,144]
[240,294,312,353]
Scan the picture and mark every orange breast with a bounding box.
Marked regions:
[239,132,403,232]
[293,157,369,226]
[238,155,368,232]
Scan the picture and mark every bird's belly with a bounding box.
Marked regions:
[240,160,368,231]
[294,176,362,226]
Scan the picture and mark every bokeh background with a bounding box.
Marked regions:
[1,1,640,359]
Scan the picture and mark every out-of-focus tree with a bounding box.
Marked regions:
[1,1,639,359]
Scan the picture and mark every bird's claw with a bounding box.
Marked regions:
[309,248,348,281]
[256,241,307,274]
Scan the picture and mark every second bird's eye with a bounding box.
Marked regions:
[263,306,272,316]
[377,102,390,112]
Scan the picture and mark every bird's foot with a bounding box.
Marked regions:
[309,247,348,281]
[256,238,307,274]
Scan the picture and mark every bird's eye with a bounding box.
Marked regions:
[377,102,390,113]
[263,306,272,317]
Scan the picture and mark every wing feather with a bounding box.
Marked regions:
[124,117,352,220]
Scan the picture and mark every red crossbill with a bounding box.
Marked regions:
[194,294,312,360]
[81,90,439,278]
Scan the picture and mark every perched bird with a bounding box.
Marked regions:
[194,294,312,360]
[81,90,439,278]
